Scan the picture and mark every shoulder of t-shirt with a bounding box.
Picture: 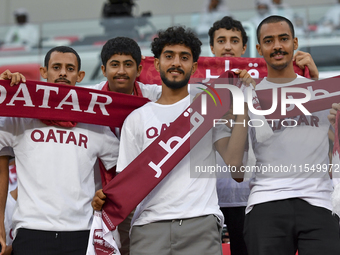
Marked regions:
[254,78,267,90]
[0,146,14,157]
[256,74,312,90]
[136,81,162,101]
[0,116,32,126]
[295,74,312,83]
[88,81,106,90]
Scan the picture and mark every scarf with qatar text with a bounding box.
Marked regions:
[0,79,149,128]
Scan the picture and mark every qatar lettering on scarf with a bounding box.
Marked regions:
[0,79,149,129]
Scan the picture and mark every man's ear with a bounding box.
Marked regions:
[136,65,143,77]
[210,45,215,55]
[101,65,107,78]
[256,44,263,56]
[293,37,298,50]
[154,58,160,73]
[191,62,198,75]
[40,67,48,80]
[76,71,85,83]
[241,44,247,56]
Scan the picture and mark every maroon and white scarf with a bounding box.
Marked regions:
[0,79,149,127]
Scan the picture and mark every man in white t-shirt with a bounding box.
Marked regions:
[116,26,248,255]
[244,15,340,255]
[208,15,320,255]
[0,46,120,255]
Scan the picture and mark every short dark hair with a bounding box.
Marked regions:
[257,15,295,43]
[208,16,248,47]
[151,26,202,62]
[44,46,81,71]
[101,37,141,69]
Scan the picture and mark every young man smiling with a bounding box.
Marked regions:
[209,16,247,58]
[116,26,248,255]
[91,37,162,255]
[92,37,161,102]
[244,16,340,255]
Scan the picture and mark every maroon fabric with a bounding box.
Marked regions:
[333,111,340,156]
[40,120,77,127]
[0,79,149,128]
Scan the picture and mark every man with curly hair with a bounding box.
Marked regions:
[116,26,248,255]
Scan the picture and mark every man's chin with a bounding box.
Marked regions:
[164,80,188,89]
[111,82,134,93]
[270,61,289,71]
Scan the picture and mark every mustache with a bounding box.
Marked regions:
[167,67,184,74]
[270,50,288,57]
[113,75,130,79]
[54,78,71,84]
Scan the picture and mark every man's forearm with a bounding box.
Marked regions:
[0,156,9,220]
[0,156,9,255]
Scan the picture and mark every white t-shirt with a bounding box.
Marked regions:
[216,152,250,207]
[0,147,14,157]
[0,117,119,234]
[246,75,333,213]
[4,191,16,246]
[117,95,230,226]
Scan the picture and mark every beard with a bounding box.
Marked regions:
[160,67,191,89]
[269,50,290,70]
[269,61,289,71]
